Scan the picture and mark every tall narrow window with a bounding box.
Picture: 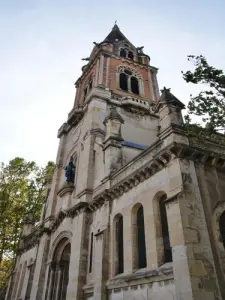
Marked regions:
[120,48,126,58]
[137,205,147,268]
[89,233,94,273]
[119,73,128,91]
[128,51,134,60]
[25,261,35,300]
[159,195,172,263]
[219,211,225,248]
[115,214,124,274]
[131,76,139,95]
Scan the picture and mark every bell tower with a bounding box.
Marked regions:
[73,23,159,109]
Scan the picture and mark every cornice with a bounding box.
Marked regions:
[19,132,225,253]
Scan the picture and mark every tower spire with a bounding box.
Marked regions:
[112,20,119,31]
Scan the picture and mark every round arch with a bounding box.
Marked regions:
[48,231,72,262]
[212,201,225,251]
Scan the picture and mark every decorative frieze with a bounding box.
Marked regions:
[20,135,225,252]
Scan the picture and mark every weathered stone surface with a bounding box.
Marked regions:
[6,25,225,300]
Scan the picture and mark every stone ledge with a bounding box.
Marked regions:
[107,262,173,289]
[57,182,75,197]
[82,283,94,295]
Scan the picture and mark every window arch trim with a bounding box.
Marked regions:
[212,202,225,251]
[117,66,144,96]
[48,231,72,262]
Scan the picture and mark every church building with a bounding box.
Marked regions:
[5,24,225,300]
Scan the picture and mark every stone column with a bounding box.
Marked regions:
[30,234,50,300]
[93,229,107,300]
[66,212,89,300]
[4,272,13,300]
[165,160,222,300]
[41,262,51,300]
[94,57,100,86]
[20,263,30,300]
[148,69,155,102]
[55,264,63,300]
[98,55,104,85]
[45,263,55,300]
[123,212,133,273]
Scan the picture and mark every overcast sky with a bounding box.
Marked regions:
[0,0,225,166]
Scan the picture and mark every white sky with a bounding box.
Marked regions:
[0,0,225,166]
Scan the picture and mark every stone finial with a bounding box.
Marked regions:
[103,106,124,126]
[159,87,185,109]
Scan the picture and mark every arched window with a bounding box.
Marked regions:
[131,76,139,95]
[89,232,94,273]
[219,211,225,248]
[119,48,134,60]
[128,51,134,60]
[120,48,126,58]
[12,264,22,299]
[115,214,124,274]
[83,87,88,101]
[137,205,147,268]
[83,76,93,102]
[118,67,142,95]
[47,239,71,300]
[159,195,172,263]
[119,73,128,91]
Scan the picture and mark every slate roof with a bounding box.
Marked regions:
[101,24,131,44]
[159,87,185,109]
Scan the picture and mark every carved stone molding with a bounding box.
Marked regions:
[19,132,225,253]
[57,182,75,197]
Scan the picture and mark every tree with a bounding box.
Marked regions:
[0,157,55,291]
[182,55,225,131]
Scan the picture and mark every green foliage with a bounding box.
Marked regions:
[0,157,55,289]
[182,55,225,130]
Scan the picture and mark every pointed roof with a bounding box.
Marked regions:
[103,106,124,126]
[154,87,185,113]
[101,23,132,45]
[159,87,185,109]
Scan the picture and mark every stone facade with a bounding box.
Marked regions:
[5,24,225,300]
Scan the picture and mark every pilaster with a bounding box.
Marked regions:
[93,229,108,300]
[165,159,222,300]
[103,106,124,176]
[66,211,89,300]
[46,131,67,217]
[30,233,50,300]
